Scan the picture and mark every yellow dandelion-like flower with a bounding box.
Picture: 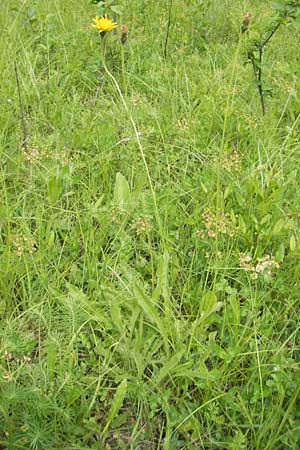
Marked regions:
[91,15,117,34]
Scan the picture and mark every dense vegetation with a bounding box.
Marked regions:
[1,1,300,448]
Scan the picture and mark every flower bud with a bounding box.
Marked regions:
[241,12,252,33]
[120,24,128,45]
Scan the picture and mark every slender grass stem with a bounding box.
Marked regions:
[14,60,28,152]
[164,0,173,60]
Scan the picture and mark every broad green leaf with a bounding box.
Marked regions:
[102,379,127,436]
[290,234,297,252]
[200,182,208,193]
[47,176,63,204]
[108,379,127,422]
[200,291,223,321]
[110,300,123,331]
[173,364,215,380]
[224,185,232,200]
[113,172,131,211]
[155,351,183,383]
[134,284,170,355]
[66,283,88,302]
[229,294,240,324]
[276,243,285,262]
[239,215,247,235]
[273,218,284,235]
[153,252,171,313]
[261,214,271,225]
[111,5,123,14]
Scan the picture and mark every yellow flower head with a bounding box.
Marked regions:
[91,15,117,34]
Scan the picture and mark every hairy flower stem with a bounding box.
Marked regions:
[120,44,127,98]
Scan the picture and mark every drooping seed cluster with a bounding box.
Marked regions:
[130,217,152,234]
[22,144,43,165]
[220,150,242,173]
[12,233,36,257]
[130,94,143,106]
[2,350,31,363]
[176,117,189,130]
[1,350,32,382]
[51,147,69,166]
[197,208,235,239]
[112,208,128,224]
[239,253,280,279]
[22,145,69,166]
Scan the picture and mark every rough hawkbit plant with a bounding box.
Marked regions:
[244,0,300,115]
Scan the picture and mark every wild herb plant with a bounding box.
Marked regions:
[1,1,300,449]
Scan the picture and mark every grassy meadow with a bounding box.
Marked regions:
[1,0,300,448]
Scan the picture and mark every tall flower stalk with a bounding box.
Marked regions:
[91,15,165,248]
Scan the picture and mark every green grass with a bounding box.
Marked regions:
[1,0,300,448]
